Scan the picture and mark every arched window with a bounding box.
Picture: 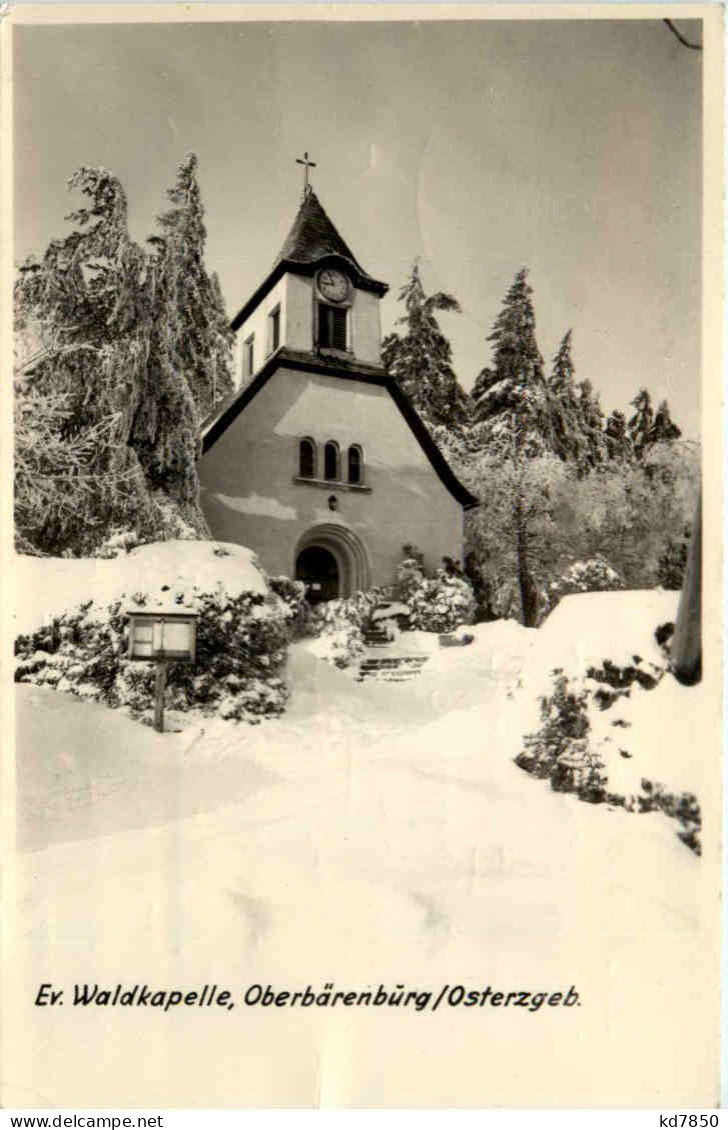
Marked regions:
[324,441,340,482]
[348,445,363,485]
[299,438,316,479]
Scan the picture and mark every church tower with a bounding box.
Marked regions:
[231,185,389,381]
[198,172,476,601]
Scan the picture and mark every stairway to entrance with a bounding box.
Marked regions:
[361,622,393,648]
[357,615,430,685]
[356,654,429,684]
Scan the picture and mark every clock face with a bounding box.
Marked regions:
[317,269,350,304]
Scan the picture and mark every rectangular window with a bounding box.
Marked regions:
[318,304,348,351]
[269,306,281,354]
[243,334,255,379]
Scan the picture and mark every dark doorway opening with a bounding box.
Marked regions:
[295,545,340,604]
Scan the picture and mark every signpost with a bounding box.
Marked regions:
[126,605,199,732]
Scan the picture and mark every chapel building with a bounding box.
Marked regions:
[198,184,477,603]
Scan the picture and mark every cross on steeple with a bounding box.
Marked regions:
[296,151,317,196]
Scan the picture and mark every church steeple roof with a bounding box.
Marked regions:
[231,188,387,332]
[274,189,365,274]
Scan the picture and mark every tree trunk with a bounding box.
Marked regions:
[515,496,539,628]
[672,490,701,685]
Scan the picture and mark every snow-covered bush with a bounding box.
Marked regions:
[657,528,690,590]
[516,674,607,804]
[14,542,293,724]
[268,575,310,639]
[549,557,623,603]
[392,545,476,633]
[517,654,701,853]
[307,589,386,669]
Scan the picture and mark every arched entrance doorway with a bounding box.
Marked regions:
[294,524,370,603]
[295,545,340,604]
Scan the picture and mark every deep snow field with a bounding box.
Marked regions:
[7,555,719,1108]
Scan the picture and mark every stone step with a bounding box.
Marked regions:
[356,673,421,684]
[357,652,429,685]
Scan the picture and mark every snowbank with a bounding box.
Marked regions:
[589,672,708,800]
[14,541,292,724]
[535,588,677,676]
[13,540,267,637]
[10,586,713,1106]
[410,619,534,714]
[515,589,679,732]
[511,589,698,846]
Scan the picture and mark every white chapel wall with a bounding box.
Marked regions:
[285,274,315,352]
[235,276,288,380]
[199,367,465,588]
[350,289,382,365]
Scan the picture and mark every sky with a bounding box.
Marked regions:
[14,16,703,435]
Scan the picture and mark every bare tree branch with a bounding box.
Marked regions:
[664,19,702,51]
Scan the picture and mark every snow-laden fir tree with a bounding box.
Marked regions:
[461,271,696,623]
[133,243,201,504]
[628,388,682,461]
[470,268,555,459]
[14,164,214,555]
[467,269,561,623]
[382,261,470,431]
[152,153,234,422]
[627,388,655,460]
[548,329,588,466]
[651,398,682,448]
[604,409,634,462]
[575,379,608,469]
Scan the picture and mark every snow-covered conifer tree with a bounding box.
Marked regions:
[14,164,211,555]
[548,329,588,466]
[628,388,655,459]
[604,409,634,462]
[651,399,682,447]
[471,268,554,459]
[575,378,607,469]
[153,153,234,422]
[382,261,470,431]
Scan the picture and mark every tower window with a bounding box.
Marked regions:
[243,334,255,379]
[348,445,363,485]
[299,438,316,479]
[324,441,340,481]
[268,306,281,354]
[318,304,348,351]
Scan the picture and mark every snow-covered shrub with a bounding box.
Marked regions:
[307,589,385,669]
[516,674,606,802]
[654,621,675,661]
[268,576,310,639]
[630,782,701,855]
[14,547,293,724]
[517,649,701,853]
[543,557,623,621]
[657,528,690,591]
[392,545,476,633]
